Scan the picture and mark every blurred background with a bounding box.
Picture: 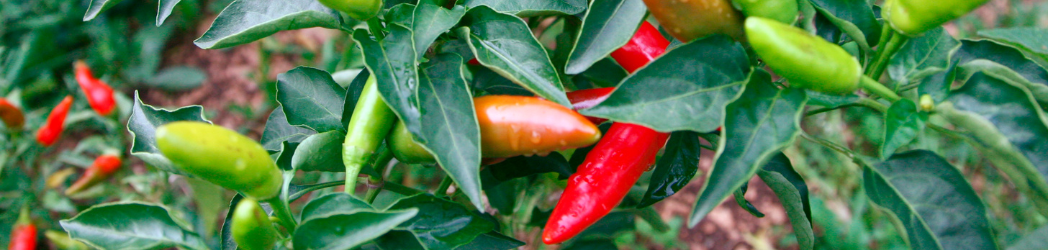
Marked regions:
[1,0,1046,249]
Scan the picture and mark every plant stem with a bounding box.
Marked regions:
[265,196,298,232]
[344,163,362,195]
[856,98,889,113]
[367,18,385,41]
[866,30,908,80]
[365,149,394,204]
[632,206,670,233]
[860,76,901,103]
[435,176,453,197]
[800,133,855,159]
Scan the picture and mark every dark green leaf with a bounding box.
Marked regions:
[144,66,207,92]
[457,231,526,250]
[733,184,765,217]
[376,230,426,250]
[639,131,702,207]
[482,152,573,187]
[61,202,208,250]
[888,27,958,86]
[564,0,647,74]
[292,131,348,172]
[194,0,342,49]
[880,99,926,159]
[414,53,485,211]
[353,27,422,134]
[410,4,467,60]
[127,92,211,176]
[978,27,1048,60]
[300,193,375,221]
[563,239,618,250]
[341,70,370,128]
[808,0,881,51]
[805,90,861,108]
[157,0,183,25]
[757,153,814,250]
[688,71,808,227]
[458,6,572,107]
[582,36,748,132]
[293,209,419,250]
[388,194,496,249]
[470,66,532,95]
[462,0,587,17]
[954,40,1048,107]
[863,150,996,250]
[83,0,123,21]
[1007,225,1048,250]
[572,211,635,241]
[579,58,628,87]
[277,67,347,132]
[261,107,316,152]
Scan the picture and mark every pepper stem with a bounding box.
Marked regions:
[435,175,453,197]
[860,76,901,103]
[366,17,385,41]
[866,29,908,80]
[344,163,363,195]
[265,196,297,232]
[365,148,394,204]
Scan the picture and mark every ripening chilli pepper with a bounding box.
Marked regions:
[342,75,396,191]
[884,0,989,36]
[0,98,25,129]
[74,61,116,116]
[643,0,745,42]
[36,95,74,147]
[543,21,672,244]
[232,198,279,250]
[8,207,37,250]
[156,121,283,200]
[565,87,614,125]
[745,17,862,95]
[387,96,603,164]
[65,154,122,195]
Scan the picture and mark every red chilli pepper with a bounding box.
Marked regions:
[74,61,116,116]
[65,154,123,195]
[0,98,25,129]
[8,207,37,250]
[566,87,614,125]
[543,21,672,244]
[36,95,73,147]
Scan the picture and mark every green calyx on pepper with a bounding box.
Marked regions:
[745,17,862,95]
[232,198,280,250]
[318,0,384,21]
[155,121,283,200]
[733,0,798,25]
[884,0,989,36]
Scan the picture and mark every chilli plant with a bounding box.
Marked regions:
[17,0,1048,249]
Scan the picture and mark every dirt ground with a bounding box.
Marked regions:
[136,0,1044,249]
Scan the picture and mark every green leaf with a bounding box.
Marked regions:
[579,58,628,87]
[887,27,959,86]
[157,0,183,25]
[293,209,419,250]
[863,150,997,250]
[757,153,814,250]
[60,202,208,250]
[470,66,532,95]
[341,70,370,128]
[261,107,316,152]
[414,53,485,211]
[186,178,224,240]
[808,0,881,51]
[639,131,702,207]
[1007,225,1048,250]
[482,152,572,189]
[978,27,1048,61]
[880,99,926,159]
[83,0,124,21]
[563,239,618,250]
[458,6,572,107]
[954,40,1048,108]
[277,67,347,133]
[564,0,647,74]
[806,90,861,108]
[462,0,587,17]
[410,4,467,60]
[194,0,342,49]
[300,193,375,221]
[570,211,635,241]
[387,194,497,249]
[127,92,211,176]
[688,71,808,227]
[938,71,1048,215]
[292,131,348,172]
[733,184,765,217]
[582,36,748,132]
[144,66,207,92]
[457,231,526,250]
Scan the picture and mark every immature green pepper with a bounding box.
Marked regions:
[156,121,283,199]
[745,17,861,95]
[884,0,989,36]
[734,0,798,24]
[232,198,280,250]
[343,75,396,191]
[318,0,383,21]
[387,121,436,165]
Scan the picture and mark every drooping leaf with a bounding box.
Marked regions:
[863,150,997,250]
[733,184,765,217]
[61,202,208,250]
[127,92,210,176]
[299,193,375,222]
[386,194,497,249]
[291,131,348,172]
[978,27,1048,60]
[458,6,572,107]
[887,27,959,87]
[482,152,573,187]
[954,40,1048,107]
[341,69,370,128]
[757,153,814,250]
[261,107,316,152]
[688,71,808,227]
[457,231,526,250]
[157,0,184,25]
[277,67,347,133]
[410,4,467,60]
[293,209,419,250]
[462,0,587,17]
[414,53,485,211]
[582,35,749,132]
[880,99,927,159]
[83,0,124,21]
[194,0,342,49]
[639,131,702,207]
[808,0,881,51]
[564,0,648,74]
